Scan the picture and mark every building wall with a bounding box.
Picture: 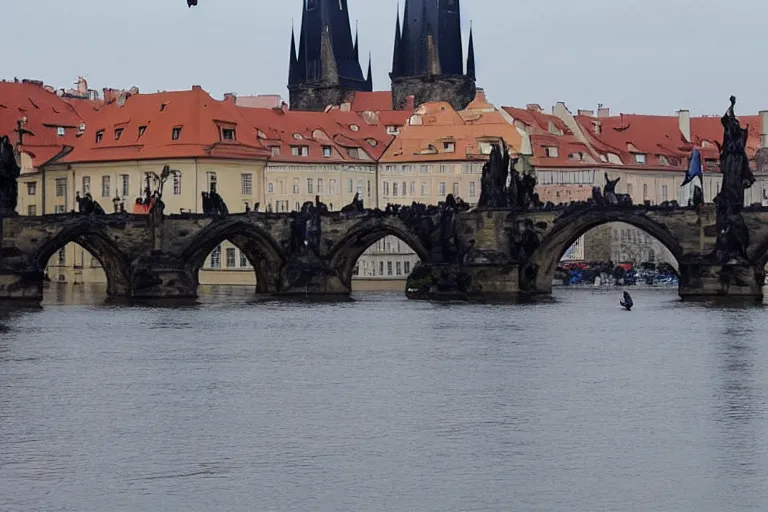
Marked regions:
[378,161,483,206]
[264,162,377,212]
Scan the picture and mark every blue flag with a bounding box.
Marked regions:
[681,148,703,187]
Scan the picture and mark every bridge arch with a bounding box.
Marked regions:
[524,209,685,294]
[33,221,132,296]
[180,219,286,294]
[328,218,431,290]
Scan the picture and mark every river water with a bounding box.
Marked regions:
[2,285,768,511]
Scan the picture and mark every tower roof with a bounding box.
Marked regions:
[391,0,466,78]
[290,0,371,91]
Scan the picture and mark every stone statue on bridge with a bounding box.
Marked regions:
[0,135,20,217]
[712,96,755,262]
[478,141,538,211]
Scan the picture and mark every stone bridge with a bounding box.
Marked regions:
[1,203,768,301]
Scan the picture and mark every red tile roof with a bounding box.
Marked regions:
[236,106,394,164]
[350,91,393,113]
[55,86,270,164]
[0,80,86,166]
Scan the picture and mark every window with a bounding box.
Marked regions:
[545,146,559,158]
[662,185,668,202]
[115,128,124,140]
[57,127,65,137]
[241,173,253,195]
[439,165,448,173]
[383,181,390,195]
[173,173,182,195]
[469,182,476,196]
[295,201,300,211]
[221,128,236,141]
[379,262,384,276]
[55,178,67,197]
[270,146,280,156]
[452,182,459,196]
[293,178,300,194]
[318,178,324,194]
[438,182,446,196]
[443,141,455,152]
[120,174,130,197]
[138,125,147,138]
[347,179,353,193]
[209,246,221,268]
[207,172,217,192]
[291,146,309,156]
[95,130,104,143]
[421,182,428,196]
[387,262,393,276]
[479,142,492,155]
[393,182,398,196]
[329,179,337,195]
[27,205,36,216]
[172,126,182,140]
[404,261,411,274]
[226,248,236,268]
[410,182,416,195]
[58,248,66,265]
[396,262,402,275]
[357,179,363,195]
[369,181,373,197]
[82,177,91,194]
[421,165,429,174]
[101,176,110,197]
[322,146,332,157]
[240,251,248,268]
[54,205,66,214]
[643,184,648,200]
[26,182,36,196]
[386,125,399,135]
[306,178,314,194]
[268,182,274,193]
[634,153,647,164]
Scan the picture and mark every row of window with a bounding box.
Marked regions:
[537,170,596,185]
[614,228,653,245]
[382,162,484,174]
[381,181,476,198]
[94,125,236,144]
[272,145,362,159]
[267,178,371,196]
[353,260,413,277]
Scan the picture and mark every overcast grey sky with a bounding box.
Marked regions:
[3,0,763,115]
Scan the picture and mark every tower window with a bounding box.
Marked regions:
[305,0,317,9]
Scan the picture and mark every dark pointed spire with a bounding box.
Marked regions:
[289,26,301,86]
[466,23,475,80]
[366,52,373,91]
[396,0,465,77]
[353,21,359,61]
[391,2,402,77]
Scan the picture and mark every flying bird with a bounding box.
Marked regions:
[681,147,703,187]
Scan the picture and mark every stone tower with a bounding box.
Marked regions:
[390,0,476,110]
[288,0,373,112]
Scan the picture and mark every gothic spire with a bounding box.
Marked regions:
[353,21,359,61]
[391,3,402,77]
[288,26,301,86]
[366,52,373,90]
[466,24,476,80]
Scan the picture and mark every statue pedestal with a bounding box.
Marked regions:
[678,262,764,300]
[130,252,196,299]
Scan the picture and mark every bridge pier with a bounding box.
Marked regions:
[678,262,764,300]
[130,253,197,299]
[277,256,350,297]
[405,262,521,300]
[0,269,44,300]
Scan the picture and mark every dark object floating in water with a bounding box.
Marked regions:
[620,291,633,311]
[187,0,197,7]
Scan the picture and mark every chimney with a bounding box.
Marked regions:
[192,85,202,91]
[223,92,236,104]
[677,110,691,143]
[526,103,543,113]
[405,95,415,111]
[760,110,768,148]
[597,107,610,118]
[577,109,595,117]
